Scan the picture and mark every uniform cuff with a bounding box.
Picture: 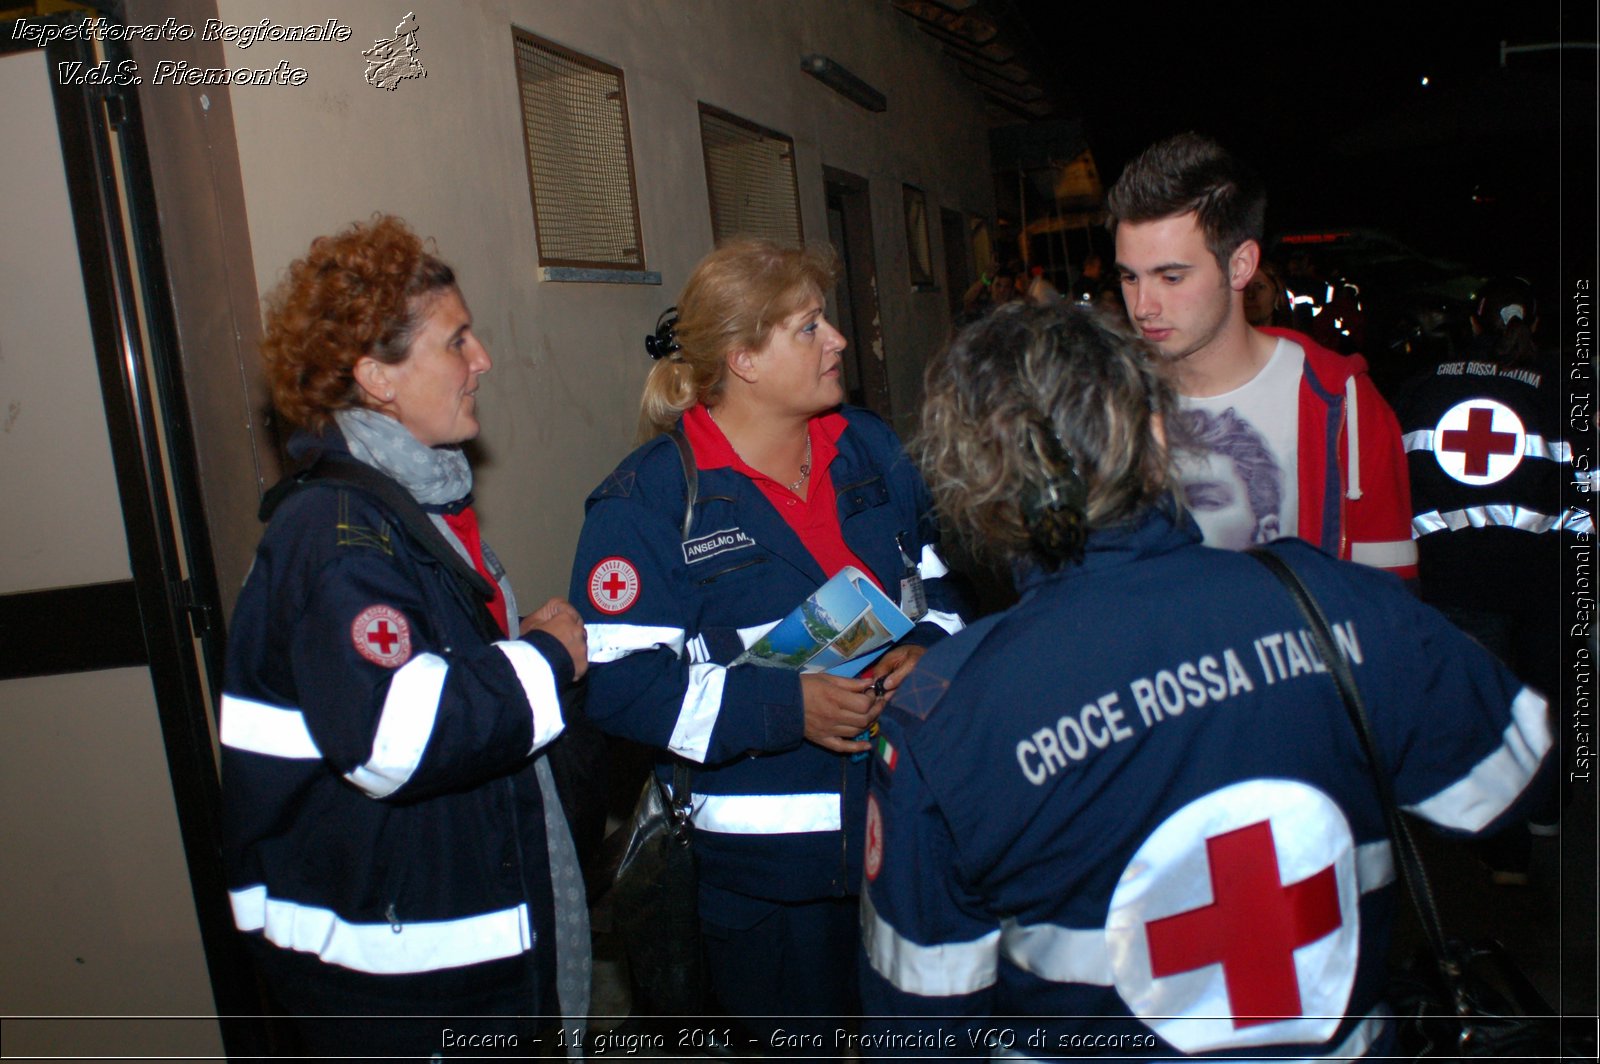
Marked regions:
[521,629,575,688]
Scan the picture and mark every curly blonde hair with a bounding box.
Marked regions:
[260,215,456,430]
[918,302,1181,570]
[638,239,838,439]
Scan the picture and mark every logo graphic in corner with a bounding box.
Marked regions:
[363,12,426,90]
[588,557,641,615]
[1432,399,1526,485]
[864,793,884,882]
[1105,779,1359,1054]
[352,604,412,668]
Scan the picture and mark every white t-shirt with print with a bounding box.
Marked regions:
[1175,337,1304,551]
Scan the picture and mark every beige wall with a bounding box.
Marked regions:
[204,0,992,605]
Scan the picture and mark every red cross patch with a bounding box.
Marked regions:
[351,605,412,668]
[588,557,640,614]
[1432,399,1525,486]
[864,792,885,882]
[1105,779,1358,1054]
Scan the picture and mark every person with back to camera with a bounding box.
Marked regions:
[858,301,1551,1059]
[570,238,965,1049]
[219,216,591,1058]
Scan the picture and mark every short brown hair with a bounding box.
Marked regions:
[1105,133,1266,271]
[918,302,1180,570]
[638,239,838,438]
[261,215,456,430]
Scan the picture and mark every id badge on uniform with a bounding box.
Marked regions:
[896,534,927,621]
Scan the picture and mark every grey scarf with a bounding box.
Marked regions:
[333,408,592,1043]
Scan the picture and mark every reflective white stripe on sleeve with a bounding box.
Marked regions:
[344,653,447,798]
[667,662,725,763]
[229,885,531,975]
[1412,505,1594,537]
[496,640,567,754]
[586,623,686,663]
[690,791,840,833]
[220,694,322,759]
[922,608,965,635]
[862,888,998,997]
[1349,538,1417,569]
[1401,429,1431,452]
[1406,687,1550,832]
[918,543,950,580]
[995,841,1393,988]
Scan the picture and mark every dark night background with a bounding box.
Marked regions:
[1011,0,1596,336]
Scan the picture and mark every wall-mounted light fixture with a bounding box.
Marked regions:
[800,54,886,113]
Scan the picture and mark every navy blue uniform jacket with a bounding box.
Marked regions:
[571,406,965,903]
[859,511,1550,1060]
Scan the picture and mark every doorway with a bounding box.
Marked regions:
[823,167,890,418]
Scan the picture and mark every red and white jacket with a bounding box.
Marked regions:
[1268,327,1418,580]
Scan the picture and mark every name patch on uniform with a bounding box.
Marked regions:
[681,527,755,565]
[588,557,641,614]
[352,604,412,668]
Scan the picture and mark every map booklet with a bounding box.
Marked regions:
[733,567,914,677]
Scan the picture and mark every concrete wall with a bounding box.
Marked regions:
[194,0,992,605]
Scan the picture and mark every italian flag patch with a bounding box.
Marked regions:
[876,734,898,772]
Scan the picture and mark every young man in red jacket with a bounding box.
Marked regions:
[1108,133,1416,579]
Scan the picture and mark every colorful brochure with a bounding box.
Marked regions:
[733,566,914,677]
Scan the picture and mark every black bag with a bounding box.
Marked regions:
[590,426,707,1017]
[594,763,703,1016]
[1248,549,1587,1061]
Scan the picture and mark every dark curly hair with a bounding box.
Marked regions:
[918,302,1181,571]
[260,214,456,430]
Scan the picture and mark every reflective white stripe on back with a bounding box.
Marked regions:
[1412,505,1594,537]
[861,888,998,997]
[918,544,950,580]
[586,623,686,663]
[1406,687,1550,832]
[1405,428,1571,464]
[229,885,531,975]
[344,652,447,798]
[690,791,840,834]
[496,640,567,754]
[667,662,725,763]
[220,694,321,759]
[1348,538,1416,569]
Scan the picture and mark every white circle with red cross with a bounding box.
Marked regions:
[351,605,412,668]
[588,557,640,614]
[864,793,884,882]
[1105,779,1360,1054]
[1431,399,1526,486]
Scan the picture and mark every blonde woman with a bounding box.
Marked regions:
[571,239,965,1044]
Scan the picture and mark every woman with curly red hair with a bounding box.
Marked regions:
[220,216,590,1056]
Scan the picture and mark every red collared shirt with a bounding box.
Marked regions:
[682,403,880,589]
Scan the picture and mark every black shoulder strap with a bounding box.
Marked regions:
[1247,548,1456,974]
[667,426,697,541]
[261,454,497,603]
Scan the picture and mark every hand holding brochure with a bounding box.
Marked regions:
[732,567,914,677]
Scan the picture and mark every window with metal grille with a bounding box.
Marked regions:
[513,30,644,270]
[699,104,802,247]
